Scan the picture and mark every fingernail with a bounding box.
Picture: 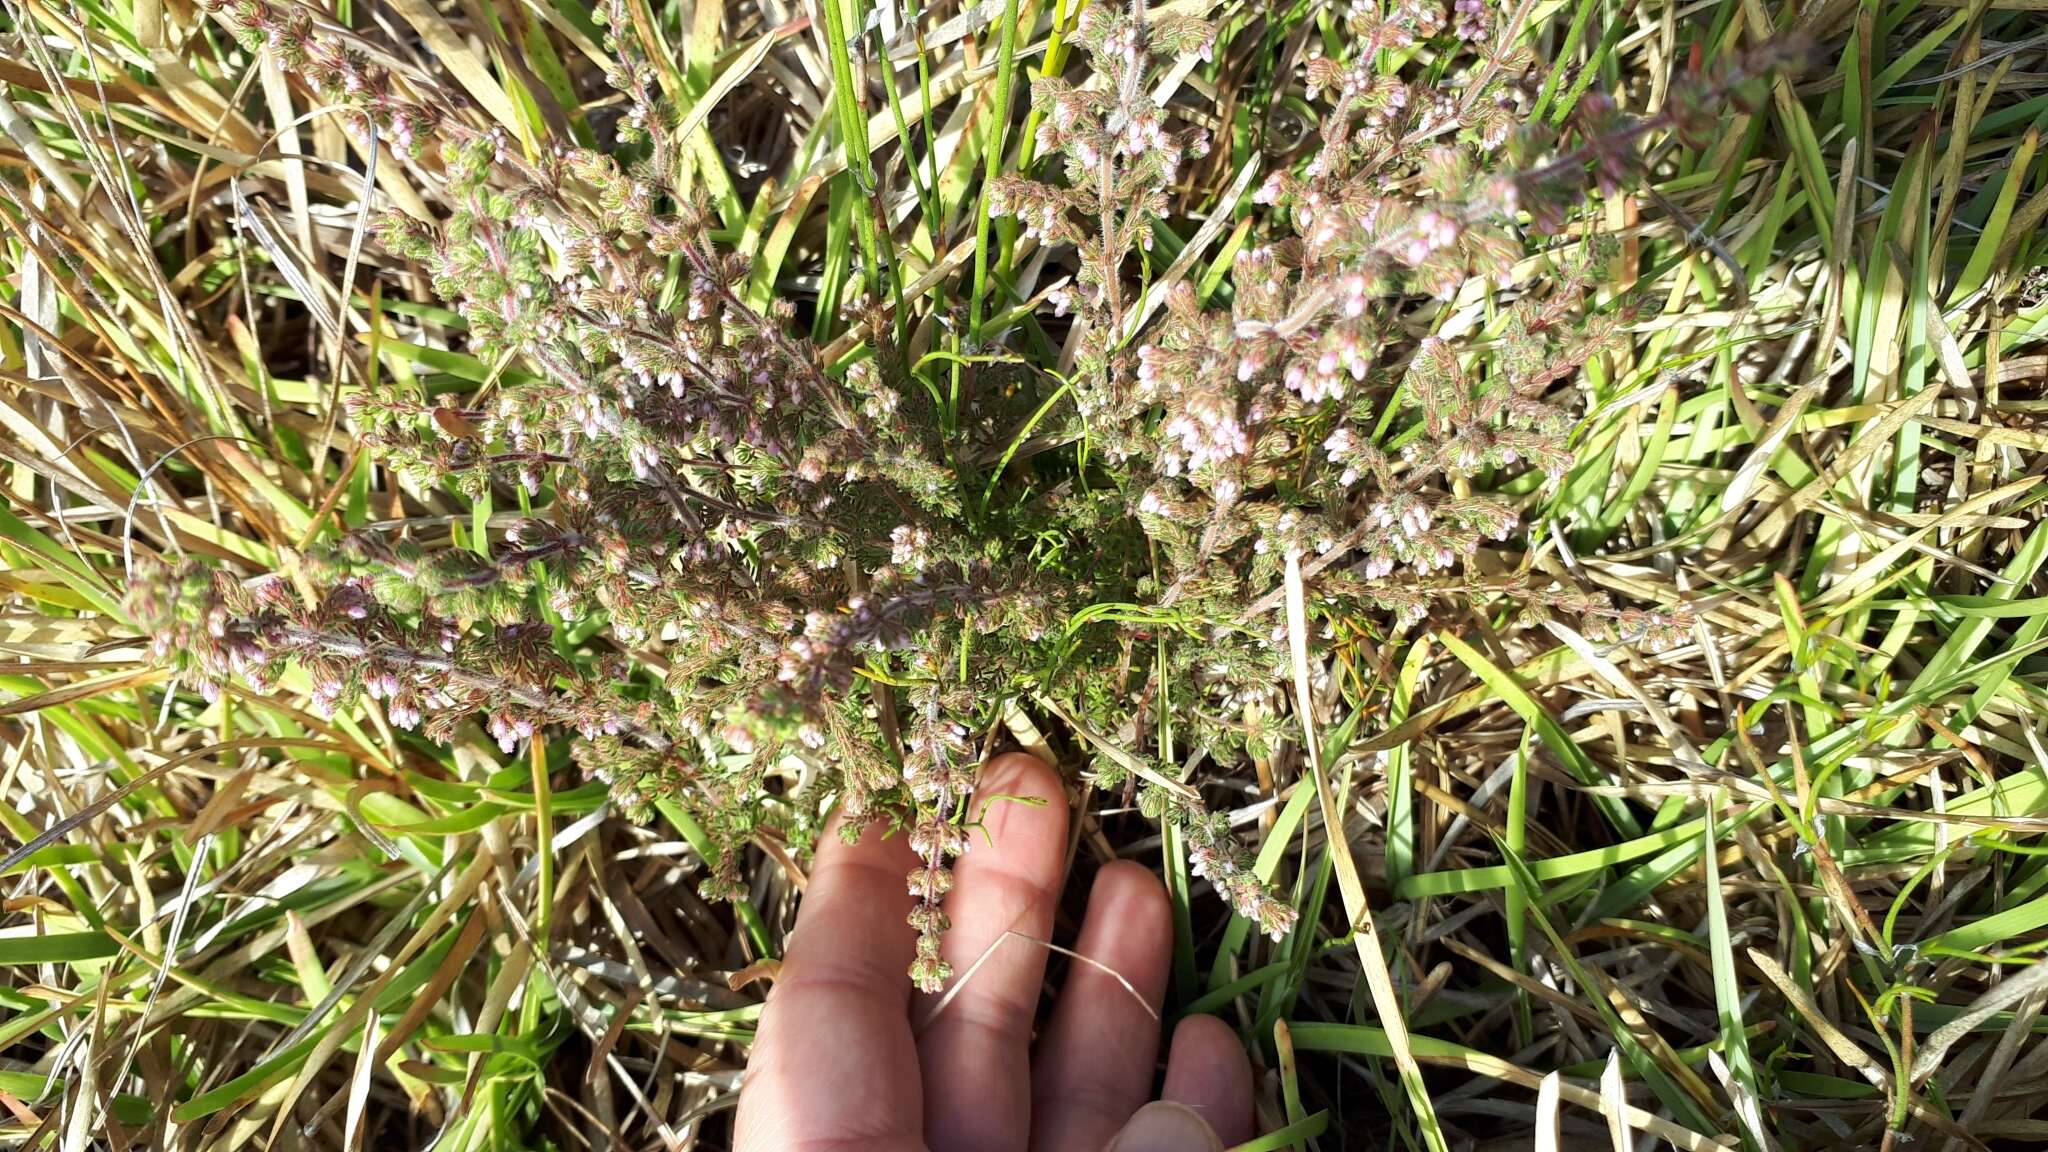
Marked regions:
[1107,1101,1225,1152]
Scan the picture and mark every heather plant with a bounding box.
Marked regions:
[130,0,1774,992]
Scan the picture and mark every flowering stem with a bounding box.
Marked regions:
[276,625,672,749]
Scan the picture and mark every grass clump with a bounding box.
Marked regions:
[0,0,2047,1146]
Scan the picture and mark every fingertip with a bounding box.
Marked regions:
[1096,856,1168,895]
[979,750,1068,806]
[1089,859,1171,942]
[963,751,1070,863]
[818,804,900,850]
[1162,1015,1255,1147]
[1106,1101,1224,1152]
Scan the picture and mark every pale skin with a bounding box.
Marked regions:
[734,752,1257,1152]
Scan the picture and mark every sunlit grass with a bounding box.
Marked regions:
[0,0,2044,1147]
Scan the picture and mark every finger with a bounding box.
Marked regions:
[1103,1102,1224,1152]
[733,809,925,1152]
[916,752,1071,1152]
[1029,861,1173,1152]
[1159,1015,1256,1147]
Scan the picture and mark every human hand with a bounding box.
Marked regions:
[734,752,1256,1152]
